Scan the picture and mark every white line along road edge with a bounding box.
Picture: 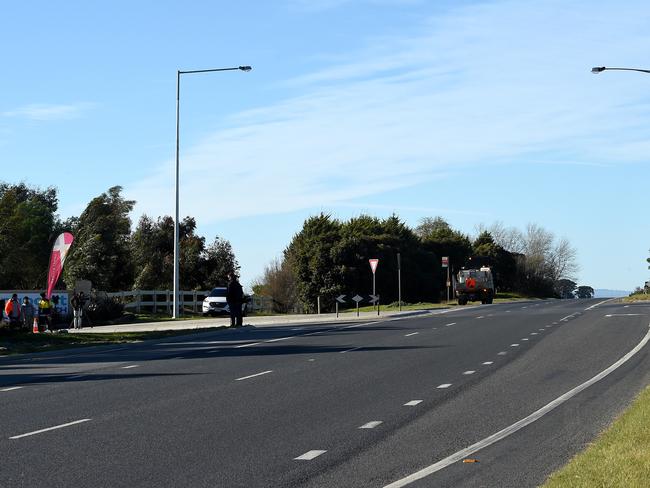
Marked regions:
[10,419,92,440]
[384,323,650,488]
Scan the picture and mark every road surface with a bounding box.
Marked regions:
[1,298,648,487]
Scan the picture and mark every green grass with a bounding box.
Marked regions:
[0,328,223,356]
[623,293,650,303]
[542,385,650,488]
[344,294,535,313]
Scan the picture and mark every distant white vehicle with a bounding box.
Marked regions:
[202,287,248,317]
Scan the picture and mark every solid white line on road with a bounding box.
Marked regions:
[266,337,290,343]
[122,365,139,369]
[359,421,383,429]
[405,332,419,337]
[294,450,327,461]
[463,371,475,375]
[340,346,362,354]
[584,298,616,311]
[235,342,261,348]
[436,383,452,389]
[510,344,519,347]
[482,362,493,365]
[343,321,380,329]
[1,386,23,392]
[445,323,456,327]
[404,400,423,406]
[382,323,650,488]
[497,352,507,356]
[10,419,92,440]
[235,370,273,381]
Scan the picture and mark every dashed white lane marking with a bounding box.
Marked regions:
[266,337,290,343]
[431,327,438,330]
[530,332,538,335]
[359,421,383,429]
[382,323,650,488]
[539,328,545,331]
[308,359,315,362]
[521,338,529,341]
[294,450,327,461]
[497,352,507,356]
[404,400,423,406]
[553,322,559,325]
[10,419,92,440]
[122,365,139,369]
[340,346,362,354]
[606,314,644,317]
[482,362,493,365]
[436,384,452,389]
[624,305,630,308]
[510,344,519,347]
[463,371,475,375]
[505,310,512,313]
[235,370,273,381]
[1,386,23,392]
[235,342,261,348]
[445,323,456,327]
[405,332,419,337]
[476,316,485,319]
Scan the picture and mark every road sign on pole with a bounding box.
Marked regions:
[352,294,364,317]
[441,256,449,268]
[369,259,379,274]
[335,294,346,318]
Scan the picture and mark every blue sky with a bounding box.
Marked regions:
[2,0,649,292]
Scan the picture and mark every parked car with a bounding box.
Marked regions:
[202,287,249,317]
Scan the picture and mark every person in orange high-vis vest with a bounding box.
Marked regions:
[5,294,21,327]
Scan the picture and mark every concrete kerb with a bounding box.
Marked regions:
[66,309,439,334]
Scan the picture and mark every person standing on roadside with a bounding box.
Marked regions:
[226,273,244,328]
[38,292,52,331]
[20,296,34,330]
[70,291,84,329]
[5,294,21,328]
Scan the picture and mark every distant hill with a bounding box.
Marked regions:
[594,289,630,298]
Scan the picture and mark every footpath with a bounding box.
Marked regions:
[67,309,438,334]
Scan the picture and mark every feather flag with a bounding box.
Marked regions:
[46,232,74,299]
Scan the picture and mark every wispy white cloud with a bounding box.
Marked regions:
[128,0,650,224]
[3,103,93,121]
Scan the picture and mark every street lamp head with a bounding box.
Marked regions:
[239,66,252,72]
[591,66,606,74]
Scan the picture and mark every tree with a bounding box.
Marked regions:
[202,236,239,288]
[472,231,517,292]
[576,286,594,299]
[63,186,135,291]
[255,257,297,313]
[0,183,60,289]
[285,214,343,312]
[555,279,577,299]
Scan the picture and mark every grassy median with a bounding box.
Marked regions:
[0,328,223,356]
[543,385,650,487]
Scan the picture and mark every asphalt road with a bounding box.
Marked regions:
[1,298,648,487]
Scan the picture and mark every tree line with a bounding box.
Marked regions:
[254,214,584,312]
[0,183,238,292]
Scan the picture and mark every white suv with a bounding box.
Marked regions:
[202,287,248,317]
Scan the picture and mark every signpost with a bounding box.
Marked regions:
[442,256,450,303]
[369,294,380,316]
[397,253,402,312]
[369,259,379,310]
[336,294,346,317]
[352,294,364,317]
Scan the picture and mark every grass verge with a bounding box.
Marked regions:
[542,385,650,488]
[0,328,223,356]
[623,293,650,303]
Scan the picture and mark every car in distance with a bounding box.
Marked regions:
[202,287,249,317]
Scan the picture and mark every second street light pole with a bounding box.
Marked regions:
[173,65,252,319]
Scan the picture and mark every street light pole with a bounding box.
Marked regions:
[591,66,650,75]
[173,65,252,319]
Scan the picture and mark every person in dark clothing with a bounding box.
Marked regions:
[226,273,244,327]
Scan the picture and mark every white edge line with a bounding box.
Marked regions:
[1,386,23,392]
[121,365,139,369]
[235,370,273,381]
[383,323,650,488]
[436,383,452,389]
[235,342,261,348]
[585,298,616,311]
[340,346,362,354]
[10,419,92,440]
[405,332,419,337]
